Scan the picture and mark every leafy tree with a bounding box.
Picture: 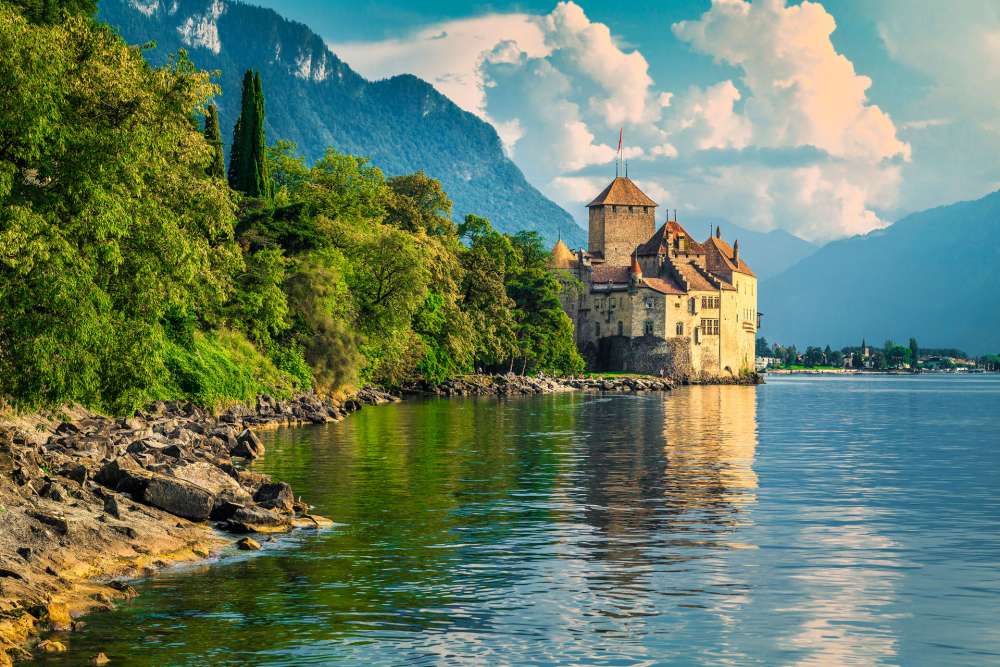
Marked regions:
[385,171,454,236]
[909,337,920,370]
[0,9,239,411]
[203,103,226,179]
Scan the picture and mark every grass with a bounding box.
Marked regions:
[153,329,301,411]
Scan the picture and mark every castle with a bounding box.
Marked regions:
[550,176,759,379]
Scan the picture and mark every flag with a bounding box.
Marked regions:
[617,128,623,154]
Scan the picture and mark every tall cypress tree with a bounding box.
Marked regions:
[203,103,225,179]
[227,69,271,198]
[253,71,273,199]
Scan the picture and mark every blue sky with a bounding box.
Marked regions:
[252,0,999,242]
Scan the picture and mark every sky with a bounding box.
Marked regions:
[252,0,1000,243]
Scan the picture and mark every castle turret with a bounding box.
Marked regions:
[630,253,643,287]
[586,177,657,265]
[549,238,577,269]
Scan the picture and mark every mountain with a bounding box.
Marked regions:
[760,190,1000,355]
[97,0,585,246]
[681,217,818,281]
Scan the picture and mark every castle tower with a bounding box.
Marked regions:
[586,177,657,265]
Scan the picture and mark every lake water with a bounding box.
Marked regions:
[39,376,1000,666]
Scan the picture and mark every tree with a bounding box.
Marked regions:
[228,69,271,198]
[909,337,919,370]
[755,336,769,356]
[9,0,95,23]
[385,171,454,236]
[203,103,225,179]
[0,9,238,411]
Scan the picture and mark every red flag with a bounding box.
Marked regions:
[617,128,623,153]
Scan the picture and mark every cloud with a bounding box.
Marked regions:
[329,13,547,116]
[672,0,909,163]
[328,0,913,243]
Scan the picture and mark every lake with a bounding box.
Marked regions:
[38,376,1000,665]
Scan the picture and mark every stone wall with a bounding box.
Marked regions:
[594,335,694,379]
[588,205,655,265]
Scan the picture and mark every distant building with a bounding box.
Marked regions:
[550,176,759,379]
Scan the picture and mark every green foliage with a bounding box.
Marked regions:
[8,0,94,24]
[228,69,271,199]
[0,7,239,412]
[156,329,298,409]
[0,3,593,413]
[204,103,225,179]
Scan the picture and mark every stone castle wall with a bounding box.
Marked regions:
[589,205,655,265]
[594,335,694,379]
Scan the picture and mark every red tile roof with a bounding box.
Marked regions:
[587,177,658,208]
[703,236,756,277]
[590,265,630,283]
[642,277,684,295]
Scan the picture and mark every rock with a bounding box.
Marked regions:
[103,494,122,519]
[37,640,67,653]
[236,537,261,551]
[91,651,110,665]
[17,547,31,561]
[254,482,294,512]
[225,506,291,533]
[231,429,264,459]
[63,463,89,485]
[29,511,70,535]
[45,602,72,631]
[95,456,153,497]
[170,462,252,506]
[161,444,185,459]
[142,476,215,521]
[40,480,69,502]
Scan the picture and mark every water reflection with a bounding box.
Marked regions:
[35,377,1000,666]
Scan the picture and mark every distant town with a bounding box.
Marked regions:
[755,338,1000,373]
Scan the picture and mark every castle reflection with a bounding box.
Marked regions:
[570,386,760,608]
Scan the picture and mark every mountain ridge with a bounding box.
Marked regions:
[760,189,1000,355]
[98,0,585,246]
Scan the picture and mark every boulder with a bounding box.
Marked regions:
[142,475,215,521]
[254,482,294,512]
[236,537,261,551]
[231,429,264,459]
[170,462,252,506]
[225,506,291,533]
[95,456,153,497]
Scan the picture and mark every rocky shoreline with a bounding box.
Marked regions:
[0,387,396,664]
[0,372,759,662]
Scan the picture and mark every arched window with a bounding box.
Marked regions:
[644,320,654,335]
[617,321,624,336]
[676,322,684,336]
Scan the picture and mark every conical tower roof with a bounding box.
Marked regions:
[549,238,576,269]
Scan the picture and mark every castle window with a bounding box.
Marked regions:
[644,320,654,335]
[644,298,654,309]
[676,322,684,336]
[689,297,697,314]
[617,321,624,336]
[595,323,600,338]
[702,296,720,309]
[700,318,720,335]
